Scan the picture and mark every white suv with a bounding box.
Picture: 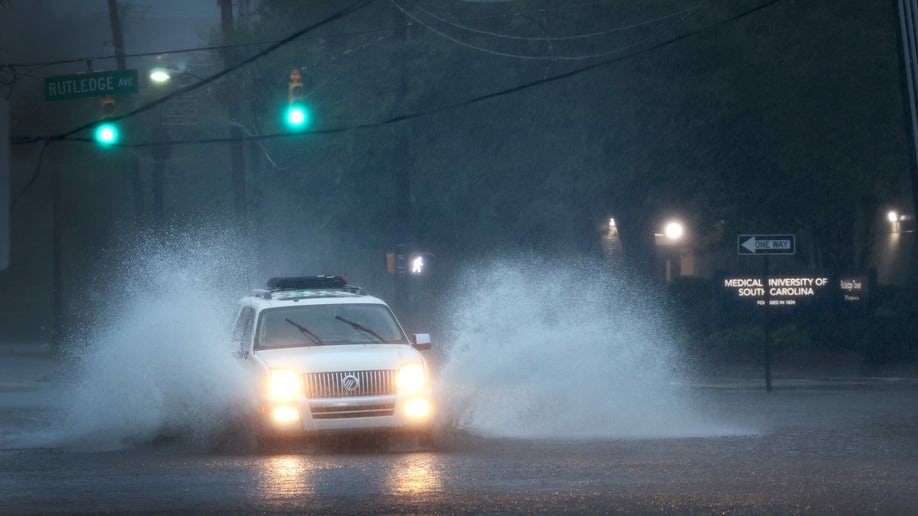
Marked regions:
[231,276,433,441]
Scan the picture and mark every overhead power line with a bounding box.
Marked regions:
[0,0,656,70]
[11,0,377,145]
[393,0,705,61]
[4,41,275,70]
[398,0,711,42]
[12,0,782,149]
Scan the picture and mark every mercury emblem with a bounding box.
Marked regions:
[341,374,360,393]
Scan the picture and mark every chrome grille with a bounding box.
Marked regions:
[310,402,396,419]
[303,370,396,398]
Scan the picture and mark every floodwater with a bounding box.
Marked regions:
[3,247,755,451]
[1,243,916,513]
[435,259,750,439]
[3,355,918,513]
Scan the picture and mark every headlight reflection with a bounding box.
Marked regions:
[386,453,443,495]
[257,456,314,501]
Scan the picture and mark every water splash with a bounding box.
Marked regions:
[436,258,738,439]
[43,230,255,451]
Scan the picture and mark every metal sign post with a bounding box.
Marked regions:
[738,234,796,392]
[0,99,8,271]
[763,255,772,392]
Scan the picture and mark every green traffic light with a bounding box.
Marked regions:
[284,103,311,130]
[94,123,119,145]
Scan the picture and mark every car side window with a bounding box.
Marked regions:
[232,307,255,343]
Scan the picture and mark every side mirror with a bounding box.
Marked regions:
[412,333,431,350]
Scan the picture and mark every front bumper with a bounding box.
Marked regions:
[260,389,433,435]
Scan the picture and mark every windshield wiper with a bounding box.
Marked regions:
[334,315,386,343]
[285,318,325,346]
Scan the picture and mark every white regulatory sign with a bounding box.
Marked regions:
[738,234,795,255]
[161,96,198,126]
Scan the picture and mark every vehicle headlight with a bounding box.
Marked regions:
[269,369,303,399]
[397,362,426,391]
[272,406,300,423]
[404,398,431,418]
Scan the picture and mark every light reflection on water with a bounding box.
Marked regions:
[257,455,316,499]
[254,451,443,503]
[386,453,443,495]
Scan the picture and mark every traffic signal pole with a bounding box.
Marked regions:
[105,0,141,216]
[51,149,62,349]
[49,0,134,348]
[220,0,248,235]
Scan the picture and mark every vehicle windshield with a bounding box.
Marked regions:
[256,303,407,349]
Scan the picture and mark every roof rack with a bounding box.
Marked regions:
[253,275,361,299]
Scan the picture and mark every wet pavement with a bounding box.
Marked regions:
[2,348,918,514]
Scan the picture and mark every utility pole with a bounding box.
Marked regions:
[106,0,144,221]
[896,0,918,285]
[107,0,126,69]
[392,5,412,323]
[220,0,248,237]
[51,148,62,348]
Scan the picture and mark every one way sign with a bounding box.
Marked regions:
[738,234,796,255]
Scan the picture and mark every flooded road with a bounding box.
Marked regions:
[3,352,917,514]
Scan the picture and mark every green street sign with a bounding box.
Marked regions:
[44,70,138,101]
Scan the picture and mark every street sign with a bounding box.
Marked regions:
[160,96,198,126]
[738,234,795,255]
[44,70,138,101]
[720,270,873,308]
[722,274,830,307]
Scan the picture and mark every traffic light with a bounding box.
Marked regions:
[95,95,119,145]
[284,69,310,130]
[385,252,396,274]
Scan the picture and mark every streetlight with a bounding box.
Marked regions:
[148,67,203,87]
[149,67,172,84]
[664,221,684,241]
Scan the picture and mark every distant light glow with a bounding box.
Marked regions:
[888,211,900,223]
[664,221,684,241]
[609,218,616,227]
[149,68,172,83]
